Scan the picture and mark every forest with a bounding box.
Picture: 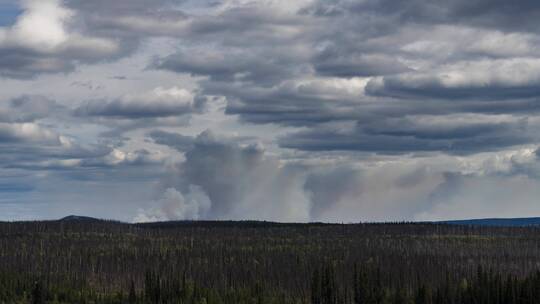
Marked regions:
[1,219,540,303]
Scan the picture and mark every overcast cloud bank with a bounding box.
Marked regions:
[1,0,540,222]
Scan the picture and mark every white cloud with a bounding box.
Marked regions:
[0,122,60,144]
[0,0,120,77]
[6,0,72,50]
[0,0,117,54]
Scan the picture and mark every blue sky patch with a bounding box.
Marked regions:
[0,2,21,26]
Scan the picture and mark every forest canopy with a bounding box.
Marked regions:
[0,220,539,303]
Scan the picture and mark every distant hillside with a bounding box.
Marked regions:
[440,217,540,227]
[53,215,540,227]
[59,215,104,222]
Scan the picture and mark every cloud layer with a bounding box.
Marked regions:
[1,0,540,222]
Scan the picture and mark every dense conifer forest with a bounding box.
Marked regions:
[1,219,540,303]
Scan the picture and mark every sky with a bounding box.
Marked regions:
[1,0,540,222]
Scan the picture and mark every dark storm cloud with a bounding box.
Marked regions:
[0,95,62,123]
[365,72,540,100]
[67,0,304,44]
[225,95,358,126]
[0,139,110,164]
[363,118,526,140]
[148,130,195,152]
[279,117,534,155]
[10,0,512,161]
[312,46,411,77]
[0,48,74,79]
[64,0,188,38]
[194,78,363,126]
[148,0,540,156]
[65,0,179,12]
[74,87,202,119]
[75,98,193,119]
[153,48,301,85]
[308,0,540,32]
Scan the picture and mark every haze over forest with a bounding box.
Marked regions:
[1,0,540,222]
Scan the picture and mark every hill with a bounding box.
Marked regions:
[439,217,540,227]
[59,215,103,222]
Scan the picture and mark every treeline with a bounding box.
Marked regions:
[4,265,540,303]
[1,220,540,303]
[313,264,540,304]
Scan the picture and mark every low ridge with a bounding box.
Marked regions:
[59,215,102,222]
